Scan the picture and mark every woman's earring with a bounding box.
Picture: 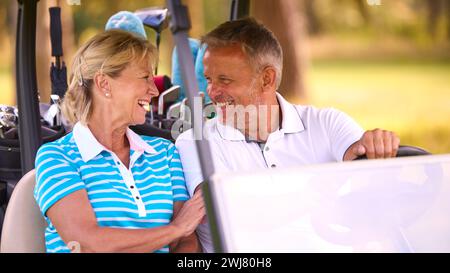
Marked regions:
[105,92,111,97]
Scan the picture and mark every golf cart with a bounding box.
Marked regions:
[0,0,441,253]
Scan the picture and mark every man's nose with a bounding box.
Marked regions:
[207,82,221,99]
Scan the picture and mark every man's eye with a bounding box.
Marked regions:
[220,78,232,85]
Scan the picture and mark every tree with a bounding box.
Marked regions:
[184,0,205,38]
[354,0,371,25]
[305,0,321,35]
[251,0,309,102]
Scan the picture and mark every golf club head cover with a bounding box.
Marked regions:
[105,11,147,39]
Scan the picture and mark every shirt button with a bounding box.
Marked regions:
[130,185,135,189]
[136,196,140,200]
[271,164,276,168]
[265,147,270,152]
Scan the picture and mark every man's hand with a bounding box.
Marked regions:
[344,129,400,161]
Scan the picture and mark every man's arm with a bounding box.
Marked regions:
[343,128,400,161]
[175,136,206,197]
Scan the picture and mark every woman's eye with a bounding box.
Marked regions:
[141,75,151,82]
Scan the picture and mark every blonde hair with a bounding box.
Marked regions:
[62,29,156,125]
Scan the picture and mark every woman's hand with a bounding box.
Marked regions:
[47,189,194,253]
[170,189,206,238]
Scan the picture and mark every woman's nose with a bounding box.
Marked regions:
[148,81,159,97]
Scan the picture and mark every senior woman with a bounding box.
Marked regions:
[34,29,205,253]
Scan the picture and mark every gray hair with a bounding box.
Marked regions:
[201,17,283,88]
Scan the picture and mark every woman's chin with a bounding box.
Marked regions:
[134,118,146,125]
[133,108,149,125]
[131,114,147,126]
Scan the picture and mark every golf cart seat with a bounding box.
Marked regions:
[1,169,46,253]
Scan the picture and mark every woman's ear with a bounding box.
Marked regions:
[93,72,111,97]
[261,66,277,92]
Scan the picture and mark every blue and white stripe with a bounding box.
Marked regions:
[34,130,188,253]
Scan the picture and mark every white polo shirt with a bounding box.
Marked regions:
[175,93,365,252]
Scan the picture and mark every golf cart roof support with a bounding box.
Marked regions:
[16,0,42,175]
[230,0,250,21]
[166,0,225,253]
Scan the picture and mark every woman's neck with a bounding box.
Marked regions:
[87,114,130,154]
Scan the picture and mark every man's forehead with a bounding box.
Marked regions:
[205,44,247,59]
[204,45,252,72]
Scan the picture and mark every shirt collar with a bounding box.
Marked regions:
[216,121,247,141]
[73,122,157,162]
[126,127,157,154]
[215,92,305,141]
[276,92,305,134]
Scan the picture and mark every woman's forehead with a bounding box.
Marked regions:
[126,58,153,73]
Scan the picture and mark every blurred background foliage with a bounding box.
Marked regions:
[0,0,449,154]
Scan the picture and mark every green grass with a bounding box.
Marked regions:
[307,60,450,154]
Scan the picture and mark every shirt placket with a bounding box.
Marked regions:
[112,151,147,217]
[262,130,284,169]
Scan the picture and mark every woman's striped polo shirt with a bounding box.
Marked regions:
[34,122,189,253]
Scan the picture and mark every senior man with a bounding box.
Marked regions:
[175,17,400,253]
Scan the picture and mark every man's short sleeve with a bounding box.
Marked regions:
[167,143,190,202]
[34,144,86,217]
[320,108,365,161]
[175,133,204,198]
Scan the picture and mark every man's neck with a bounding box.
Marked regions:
[245,95,281,142]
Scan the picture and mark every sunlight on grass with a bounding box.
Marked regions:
[308,61,450,154]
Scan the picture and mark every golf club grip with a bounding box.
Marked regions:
[49,7,63,57]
